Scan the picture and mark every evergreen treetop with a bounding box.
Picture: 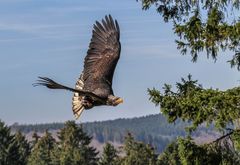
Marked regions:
[138,0,240,69]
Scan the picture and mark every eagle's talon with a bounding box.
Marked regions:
[81,99,93,109]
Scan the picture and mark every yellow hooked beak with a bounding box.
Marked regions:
[115,98,123,105]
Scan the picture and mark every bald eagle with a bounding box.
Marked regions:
[34,15,123,119]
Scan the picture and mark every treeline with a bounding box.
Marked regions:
[1,119,239,165]
[11,114,213,152]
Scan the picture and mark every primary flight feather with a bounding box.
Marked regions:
[34,15,123,119]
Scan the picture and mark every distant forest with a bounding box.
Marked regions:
[11,114,214,152]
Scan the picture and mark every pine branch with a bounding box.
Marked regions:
[210,129,240,144]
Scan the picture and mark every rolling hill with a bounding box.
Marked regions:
[11,114,217,152]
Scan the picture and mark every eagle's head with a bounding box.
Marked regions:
[107,95,123,106]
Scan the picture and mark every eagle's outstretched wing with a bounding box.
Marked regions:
[83,14,121,87]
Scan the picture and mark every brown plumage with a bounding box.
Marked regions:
[34,15,123,119]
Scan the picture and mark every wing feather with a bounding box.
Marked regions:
[72,75,85,119]
[82,15,121,88]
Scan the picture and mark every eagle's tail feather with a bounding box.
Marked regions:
[33,77,68,90]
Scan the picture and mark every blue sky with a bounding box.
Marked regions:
[0,0,239,124]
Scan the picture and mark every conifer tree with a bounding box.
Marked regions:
[57,120,98,165]
[0,120,27,165]
[99,142,119,165]
[138,0,240,69]
[148,75,240,164]
[158,137,240,165]
[14,131,30,165]
[156,140,180,165]
[148,75,240,132]
[122,133,157,165]
[27,130,56,165]
[137,1,240,163]
[31,131,40,147]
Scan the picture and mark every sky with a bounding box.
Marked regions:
[0,0,239,125]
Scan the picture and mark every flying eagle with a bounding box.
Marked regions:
[34,15,123,119]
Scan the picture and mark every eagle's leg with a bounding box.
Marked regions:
[107,95,123,106]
